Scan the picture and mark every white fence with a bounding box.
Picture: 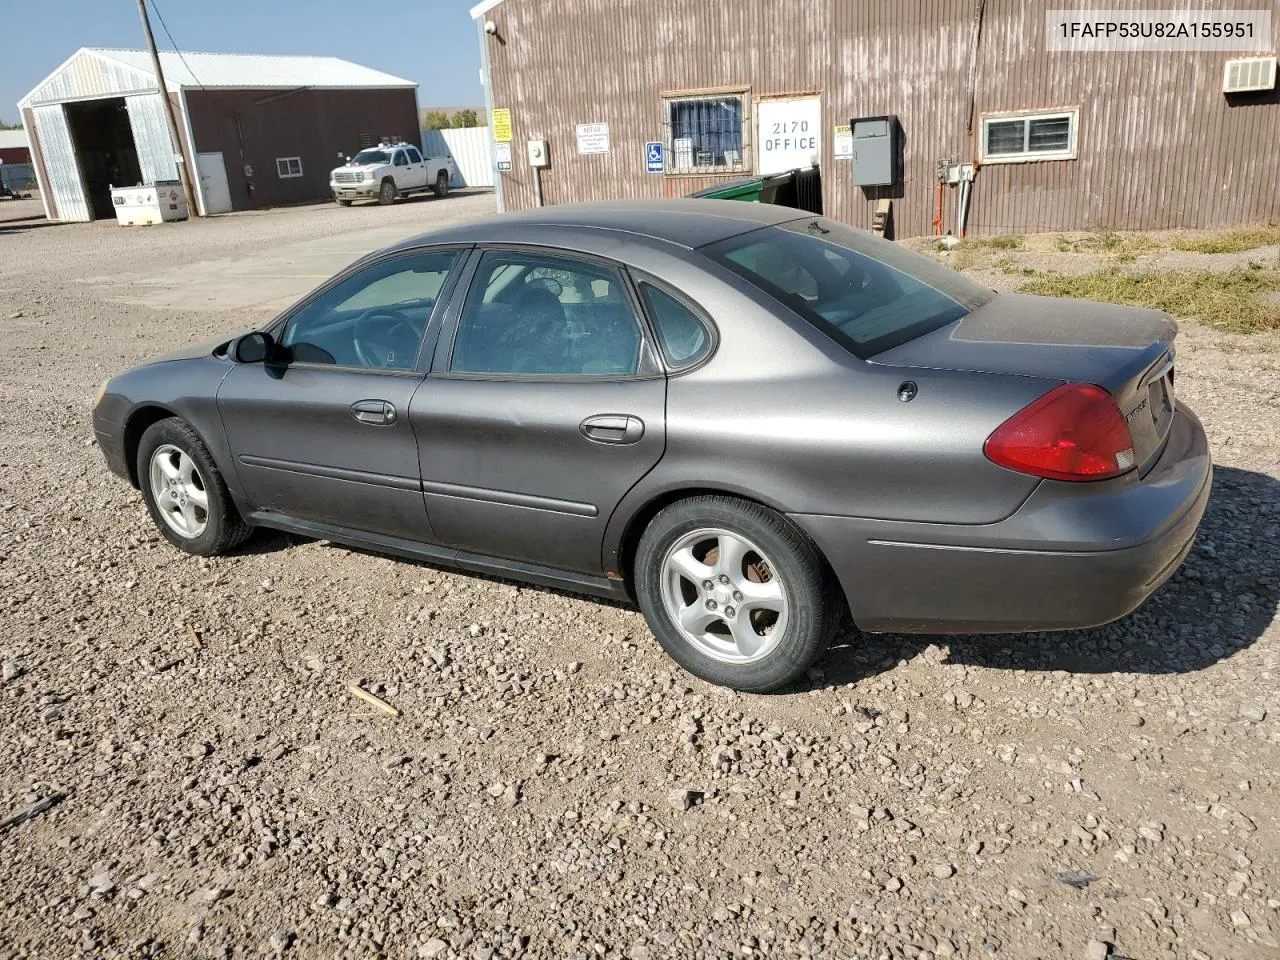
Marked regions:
[422,126,493,189]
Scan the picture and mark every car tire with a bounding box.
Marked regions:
[136,418,252,557]
[433,172,449,198]
[377,179,398,205]
[634,495,840,692]
[336,198,353,207]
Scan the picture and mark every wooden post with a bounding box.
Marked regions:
[136,0,199,217]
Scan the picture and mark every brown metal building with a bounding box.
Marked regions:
[17,48,419,221]
[471,0,1279,237]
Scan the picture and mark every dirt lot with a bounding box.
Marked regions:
[1,199,1278,960]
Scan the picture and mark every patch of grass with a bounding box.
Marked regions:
[972,233,1025,250]
[1017,266,1280,334]
[993,256,1036,276]
[1170,225,1280,254]
[1055,229,1158,260]
[942,233,1025,270]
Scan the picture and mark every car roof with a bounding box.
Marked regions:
[391,198,810,252]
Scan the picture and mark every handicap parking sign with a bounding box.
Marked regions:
[645,141,664,174]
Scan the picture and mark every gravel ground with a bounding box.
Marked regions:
[1,201,1278,960]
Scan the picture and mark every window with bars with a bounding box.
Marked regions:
[663,92,750,174]
[980,109,1078,163]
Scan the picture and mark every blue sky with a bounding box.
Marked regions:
[1,0,484,125]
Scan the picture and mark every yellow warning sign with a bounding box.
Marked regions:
[492,108,513,143]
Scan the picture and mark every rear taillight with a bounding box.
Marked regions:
[984,383,1136,482]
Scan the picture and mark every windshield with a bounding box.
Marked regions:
[702,219,994,358]
[351,150,390,165]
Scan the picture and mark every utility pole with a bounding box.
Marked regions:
[136,0,199,216]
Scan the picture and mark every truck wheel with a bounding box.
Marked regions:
[336,198,353,207]
[433,172,449,198]
[378,179,398,205]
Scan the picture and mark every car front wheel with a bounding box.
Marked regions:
[378,180,397,205]
[137,418,251,556]
[634,495,840,692]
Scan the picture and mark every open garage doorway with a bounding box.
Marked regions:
[64,98,142,220]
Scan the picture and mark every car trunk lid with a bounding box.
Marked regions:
[872,292,1178,473]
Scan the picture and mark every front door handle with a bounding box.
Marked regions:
[580,414,644,445]
[350,399,397,426]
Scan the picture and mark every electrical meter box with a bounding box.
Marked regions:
[850,115,899,187]
[527,139,549,168]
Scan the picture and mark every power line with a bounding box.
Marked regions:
[148,0,204,89]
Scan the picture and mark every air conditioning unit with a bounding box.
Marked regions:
[1222,56,1277,93]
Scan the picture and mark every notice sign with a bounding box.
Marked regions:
[492,108,513,142]
[576,122,610,155]
[494,141,512,171]
[833,124,853,159]
[756,97,822,175]
[645,141,664,173]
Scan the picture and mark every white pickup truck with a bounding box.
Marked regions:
[329,142,457,206]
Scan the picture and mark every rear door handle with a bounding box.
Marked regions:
[580,414,644,445]
[350,399,397,425]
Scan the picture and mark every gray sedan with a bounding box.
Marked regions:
[92,200,1211,691]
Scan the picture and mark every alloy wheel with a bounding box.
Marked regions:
[148,444,209,539]
[660,527,790,663]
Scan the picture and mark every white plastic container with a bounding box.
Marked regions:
[110,180,188,225]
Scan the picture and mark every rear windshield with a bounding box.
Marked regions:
[702,219,994,358]
[352,150,390,165]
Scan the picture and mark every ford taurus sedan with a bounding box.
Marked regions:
[93,200,1211,691]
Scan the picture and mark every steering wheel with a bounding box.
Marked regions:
[353,308,420,369]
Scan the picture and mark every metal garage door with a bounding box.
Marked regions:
[32,104,90,222]
[126,93,179,186]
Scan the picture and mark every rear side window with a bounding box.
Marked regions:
[451,251,644,377]
[702,220,993,358]
[405,147,422,163]
[638,282,712,368]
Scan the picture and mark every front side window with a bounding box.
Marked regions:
[703,219,993,359]
[276,156,303,178]
[405,147,423,163]
[393,151,408,167]
[665,93,748,174]
[638,282,712,368]
[451,252,644,377]
[980,109,1078,163]
[281,250,459,370]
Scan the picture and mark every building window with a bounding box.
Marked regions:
[663,92,749,174]
[980,109,1078,163]
[276,156,303,179]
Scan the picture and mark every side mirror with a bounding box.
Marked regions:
[232,331,275,364]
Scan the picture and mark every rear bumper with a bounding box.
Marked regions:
[791,404,1212,634]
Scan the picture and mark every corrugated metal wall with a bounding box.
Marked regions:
[183,87,421,209]
[484,0,1280,236]
[126,93,180,185]
[21,50,157,106]
[422,126,495,187]
[31,104,90,222]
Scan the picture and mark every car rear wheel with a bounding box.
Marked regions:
[634,495,840,692]
[378,179,397,205]
[137,418,251,556]
[433,172,449,198]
